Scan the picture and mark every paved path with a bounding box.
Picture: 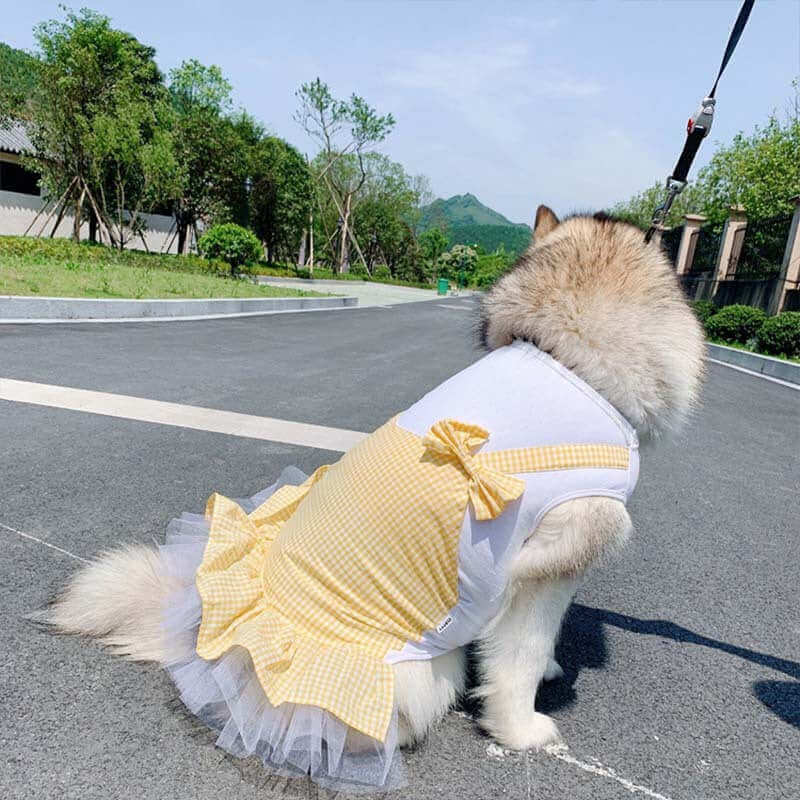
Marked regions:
[257,276,472,307]
[1,298,798,800]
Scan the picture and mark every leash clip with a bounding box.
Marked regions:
[687,96,716,138]
[649,177,687,232]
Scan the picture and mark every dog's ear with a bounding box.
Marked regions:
[534,205,560,239]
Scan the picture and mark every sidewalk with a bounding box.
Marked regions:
[257,276,474,307]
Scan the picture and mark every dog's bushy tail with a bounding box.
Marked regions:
[35,544,190,665]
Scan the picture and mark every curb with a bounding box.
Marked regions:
[257,276,445,294]
[707,342,800,385]
[0,294,358,323]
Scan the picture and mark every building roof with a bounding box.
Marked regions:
[0,122,33,154]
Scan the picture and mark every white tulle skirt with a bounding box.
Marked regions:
[158,467,407,793]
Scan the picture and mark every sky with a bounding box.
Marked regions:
[3,1,799,224]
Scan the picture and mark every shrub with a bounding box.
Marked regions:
[755,312,800,357]
[705,304,767,343]
[197,224,262,277]
[373,264,391,280]
[690,300,718,326]
[349,261,369,278]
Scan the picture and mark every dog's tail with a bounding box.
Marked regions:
[35,544,192,665]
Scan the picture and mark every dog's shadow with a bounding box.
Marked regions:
[458,602,607,718]
[459,603,800,729]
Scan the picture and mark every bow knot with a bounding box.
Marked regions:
[422,419,525,521]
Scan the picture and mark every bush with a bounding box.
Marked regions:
[373,264,391,280]
[197,224,262,277]
[755,312,800,357]
[691,300,718,325]
[349,261,369,278]
[705,304,767,343]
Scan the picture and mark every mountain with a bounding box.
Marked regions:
[418,193,531,255]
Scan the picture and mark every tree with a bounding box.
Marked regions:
[437,244,478,282]
[167,60,247,253]
[419,227,449,263]
[295,78,394,272]
[0,44,39,126]
[25,9,176,245]
[248,136,312,262]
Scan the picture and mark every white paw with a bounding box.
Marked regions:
[397,715,417,748]
[490,712,562,752]
[543,657,564,681]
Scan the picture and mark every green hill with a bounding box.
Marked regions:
[418,193,531,255]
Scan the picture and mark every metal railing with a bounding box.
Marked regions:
[732,214,792,279]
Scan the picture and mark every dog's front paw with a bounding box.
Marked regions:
[487,711,562,752]
[543,657,564,681]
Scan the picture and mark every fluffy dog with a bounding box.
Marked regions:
[41,205,705,762]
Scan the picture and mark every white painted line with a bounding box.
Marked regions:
[544,745,673,800]
[436,303,471,311]
[0,522,91,564]
[708,358,800,390]
[0,378,368,452]
[0,304,360,325]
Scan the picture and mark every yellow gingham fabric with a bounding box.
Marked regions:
[195,417,629,742]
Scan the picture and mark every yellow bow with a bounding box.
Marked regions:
[422,419,525,521]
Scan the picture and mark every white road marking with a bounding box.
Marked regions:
[0,522,91,564]
[0,378,367,452]
[436,303,471,310]
[544,745,674,800]
[707,358,799,390]
[487,741,673,800]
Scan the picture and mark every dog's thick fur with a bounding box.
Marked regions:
[40,206,705,755]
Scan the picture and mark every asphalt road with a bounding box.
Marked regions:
[1,301,798,800]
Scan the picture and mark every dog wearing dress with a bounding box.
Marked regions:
[40,205,705,788]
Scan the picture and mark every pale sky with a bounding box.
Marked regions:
[4,1,799,224]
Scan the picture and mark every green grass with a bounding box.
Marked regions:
[0,235,326,300]
[708,337,800,364]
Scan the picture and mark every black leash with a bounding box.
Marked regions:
[645,0,755,242]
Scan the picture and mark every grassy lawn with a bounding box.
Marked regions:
[709,338,800,364]
[0,236,326,299]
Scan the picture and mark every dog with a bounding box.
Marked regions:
[40,205,705,767]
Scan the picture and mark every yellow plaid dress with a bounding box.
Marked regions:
[193,416,629,743]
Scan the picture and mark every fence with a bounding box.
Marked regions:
[661,225,682,265]
[732,214,792,278]
[663,201,800,313]
[678,224,720,301]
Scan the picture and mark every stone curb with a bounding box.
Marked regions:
[0,294,358,322]
[707,342,800,385]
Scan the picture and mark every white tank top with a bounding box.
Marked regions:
[386,340,639,663]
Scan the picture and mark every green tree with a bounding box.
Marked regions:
[167,60,247,253]
[418,227,449,263]
[248,136,312,262]
[295,78,395,272]
[437,244,477,282]
[0,43,39,126]
[26,8,176,245]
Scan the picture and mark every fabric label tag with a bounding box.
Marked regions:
[436,615,453,634]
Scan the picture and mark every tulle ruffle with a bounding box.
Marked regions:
[158,467,407,793]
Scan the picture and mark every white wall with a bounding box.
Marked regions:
[0,189,182,254]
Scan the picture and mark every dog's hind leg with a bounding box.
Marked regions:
[393,647,466,747]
